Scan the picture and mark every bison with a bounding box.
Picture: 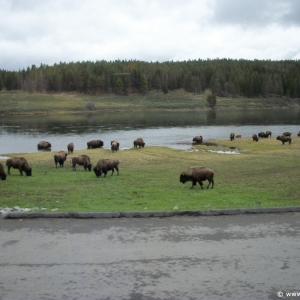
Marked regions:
[258,132,268,138]
[180,166,214,189]
[87,140,103,149]
[111,140,120,152]
[37,141,51,150]
[235,135,242,138]
[298,131,300,137]
[283,132,291,137]
[276,135,292,145]
[72,155,92,171]
[67,142,74,154]
[193,136,203,143]
[93,159,119,177]
[6,157,32,176]
[0,162,7,180]
[252,134,259,142]
[134,138,145,148]
[54,151,68,168]
[230,133,235,141]
[266,131,272,138]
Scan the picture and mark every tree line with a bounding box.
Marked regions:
[0,58,300,98]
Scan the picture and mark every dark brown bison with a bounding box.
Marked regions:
[180,166,214,189]
[193,136,203,143]
[67,142,74,154]
[134,138,145,148]
[87,140,104,149]
[283,132,291,137]
[111,140,120,152]
[266,131,272,137]
[230,133,235,141]
[235,135,242,138]
[276,135,292,145]
[6,157,32,176]
[0,162,7,180]
[37,141,51,150]
[298,131,300,137]
[72,155,92,171]
[93,159,119,177]
[258,132,268,138]
[252,134,259,142]
[54,151,68,168]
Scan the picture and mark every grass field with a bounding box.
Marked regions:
[1,137,299,212]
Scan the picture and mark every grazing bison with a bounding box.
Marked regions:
[93,159,119,177]
[276,135,292,145]
[54,151,68,168]
[229,133,235,141]
[134,138,145,148]
[298,131,300,137]
[87,140,103,149]
[0,162,7,180]
[72,155,92,171]
[111,140,120,152]
[180,166,214,189]
[6,157,32,176]
[266,131,272,138]
[37,141,51,150]
[283,132,291,137]
[236,135,242,138]
[193,136,203,143]
[67,142,74,154]
[252,134,259,142]
[258,132,267,138]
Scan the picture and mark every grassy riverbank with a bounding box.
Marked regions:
[1,90,300,115]
[1,137,300,212]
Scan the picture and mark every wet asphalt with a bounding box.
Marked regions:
[0,213,300,300]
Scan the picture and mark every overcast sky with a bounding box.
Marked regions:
[1,0,300,71]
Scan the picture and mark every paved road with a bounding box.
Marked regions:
[0,213,300,300]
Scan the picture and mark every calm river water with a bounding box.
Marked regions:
[1,109,300,155]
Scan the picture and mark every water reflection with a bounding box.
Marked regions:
[1,109,299,154]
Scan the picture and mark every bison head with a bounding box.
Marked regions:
[93,167,102,177]
[1,173,7,180]
[24,167,32,176]
[180,173,187,184]
[87,163,92,171]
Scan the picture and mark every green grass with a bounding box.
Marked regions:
[1,90,299,115]
[1,137,300,212]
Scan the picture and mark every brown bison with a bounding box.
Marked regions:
[252,134,259,142]
[283,132,291,137]
[258,132,268,138]
[134,138,145,148]
[230,133,235,141]
[193,136,203,143]
[298,131,300,137]
[276,135,292,145]
[87,140,104,149]
[6,157,32,176]
[180,166,214,189]
[54,151,68,168]
[0,162,7,180]
[235,135,242,138]
[67,142,74,154]
[266,131,272,137]
[37,141,51,150]
[72,155,92,171]
[111,140,120,152]
[93,159,119,177]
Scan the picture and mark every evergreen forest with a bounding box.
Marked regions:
[1,59,300,98]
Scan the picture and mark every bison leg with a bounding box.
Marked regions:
[7,166,11,175]
[190,180,197,188]
[207,179,214,189]
[19,168,23,176]
[198,181,204,189]
[115,166,119,175]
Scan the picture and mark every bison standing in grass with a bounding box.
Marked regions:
[235,135,242,138]
[193,136,203,143]
[134,138,145,148]
[180,166,214,189]
[87,140,104,149]
[252,134,259,142]
[111,140,120,152]
[0,162,7,180]
[230,133,235,141]
[93,159,119,177]
[283,132,291,137]
[258,132,267,138]
[266,131,272,137]
[6,157,32,176]
[54,151,68,168]
[72,155,92,171]
[37,141,51,150]
[298,131,300,137]
[67,142,74,154]
[276,135,292,145]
